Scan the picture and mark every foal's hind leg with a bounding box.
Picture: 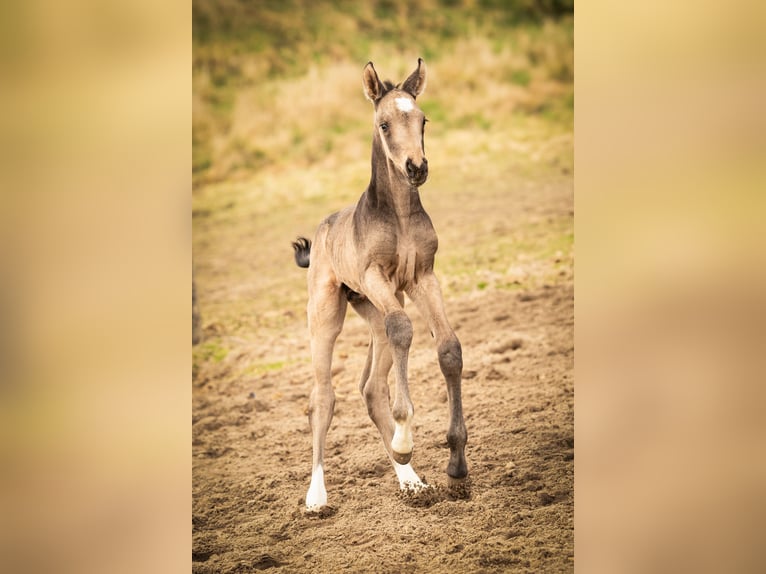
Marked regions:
[407,273,468,485]
[305,280,347,511]
[350,296,424,490]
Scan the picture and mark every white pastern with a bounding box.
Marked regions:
[305,465,327,511]
[394,461,425,490]
[395,97,414,112]
[391,420,414,455]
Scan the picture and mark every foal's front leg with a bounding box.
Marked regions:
[362,270,416,466]
[305,282,347,511]
[408,273,468,484]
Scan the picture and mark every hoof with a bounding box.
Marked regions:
[447,474,467,488]
[400,480,427,492]
[304,505,336,519]
[397,483,442,508]
[305,502,326,513]
[392,450,412,465]
[446,474,471,499]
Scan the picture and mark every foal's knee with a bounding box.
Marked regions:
[438,336,463,379]
[385,311,413,350]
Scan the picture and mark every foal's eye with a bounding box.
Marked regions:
[380,123,388,132]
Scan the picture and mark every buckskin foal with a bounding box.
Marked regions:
[292,59,467,511]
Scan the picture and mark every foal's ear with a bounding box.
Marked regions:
[401,58,427,99]
[363,62,384,102]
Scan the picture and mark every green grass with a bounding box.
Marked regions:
[509,68,532,87]
[438,212,574,293]
[240,359,295,377]
[194,340,229,364]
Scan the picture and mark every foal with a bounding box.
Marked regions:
[293,59,467,511]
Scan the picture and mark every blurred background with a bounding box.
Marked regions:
[2,0,763,572]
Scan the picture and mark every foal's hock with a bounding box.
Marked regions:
[292,59,468,511]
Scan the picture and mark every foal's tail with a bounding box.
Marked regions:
[292,237,311,268]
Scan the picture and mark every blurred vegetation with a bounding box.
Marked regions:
[193,0,573,187]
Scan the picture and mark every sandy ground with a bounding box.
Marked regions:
[193,273,573,572]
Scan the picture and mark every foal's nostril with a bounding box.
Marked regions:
[406,158,417,178]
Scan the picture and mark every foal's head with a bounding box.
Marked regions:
[363,59,429,187]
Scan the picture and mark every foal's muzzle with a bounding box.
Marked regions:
[406,157,428,187]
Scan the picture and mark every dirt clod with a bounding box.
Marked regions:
[538,492,556,505]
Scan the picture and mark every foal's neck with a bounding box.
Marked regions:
[366,135,421,222]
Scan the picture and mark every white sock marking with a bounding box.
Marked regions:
[391,420,414,455]
[394,461,425,490]
[305,465,327,511]
[395,97,414,112]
